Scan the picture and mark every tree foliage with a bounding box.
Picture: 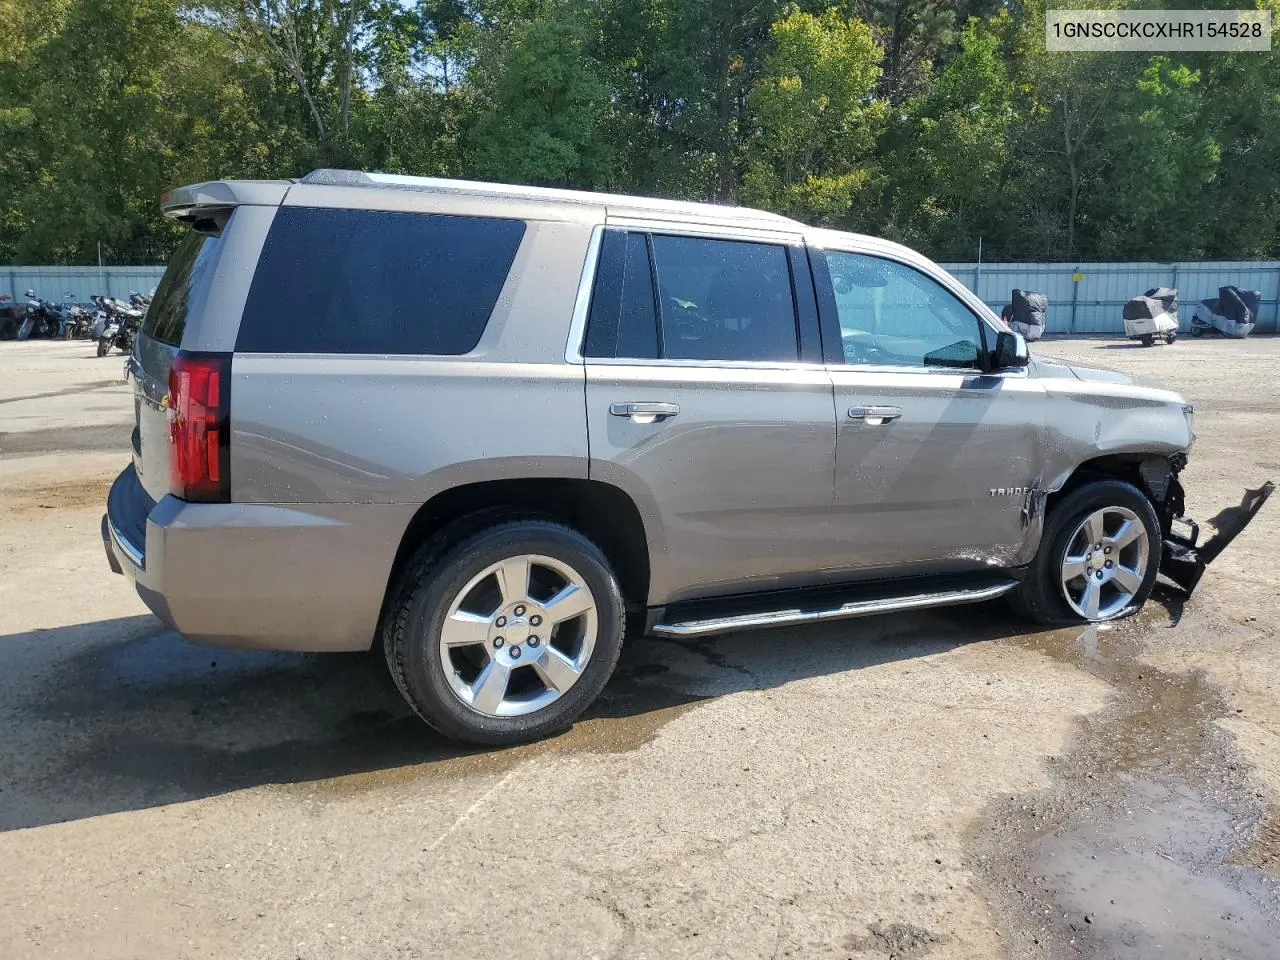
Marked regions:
[742,8,884,223]
[2,0,1278,264]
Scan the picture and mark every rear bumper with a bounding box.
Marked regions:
[103,465,413,652]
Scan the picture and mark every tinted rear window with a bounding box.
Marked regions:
[143,231,218,347]
[236,207,525,355]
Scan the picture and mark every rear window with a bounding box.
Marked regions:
[235,207,526,355]
[143,231,218,347]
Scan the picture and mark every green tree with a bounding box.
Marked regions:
[741,7,884,225]
[3,0,1280,265]
[597,0,789,200]
[1091,58,1219,259]
[466,7,615,186]
[222,0,409,163]
[0,0,308,263]
[883,14,1014,257]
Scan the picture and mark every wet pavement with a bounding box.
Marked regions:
[2,336,1279,958]
[977,596,1280,958]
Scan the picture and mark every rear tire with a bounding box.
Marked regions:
[1166,332,1177,344]
[96,339,109,357]
[1190,326,1204,338]
[1140,334,1154,347]
[1010,479,1160,626]
[383,519,625,745]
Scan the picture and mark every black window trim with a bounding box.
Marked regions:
[809,246,1004,375]
[578,223,824,368]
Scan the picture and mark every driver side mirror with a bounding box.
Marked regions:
[993,330,1029,370]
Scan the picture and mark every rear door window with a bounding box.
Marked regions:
[236,207,525,355]
[584,230,659,359]
[143,231,220,346]
[649,235,798,362]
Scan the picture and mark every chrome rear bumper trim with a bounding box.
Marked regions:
[108,516,144,569]
[651,581,1018,638]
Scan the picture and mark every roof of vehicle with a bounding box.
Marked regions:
[162,170,807,233]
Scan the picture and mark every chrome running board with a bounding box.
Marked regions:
[651,580,1018,639]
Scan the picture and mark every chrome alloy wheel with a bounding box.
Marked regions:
[1060,506,1150,620]
[437,554,598,717]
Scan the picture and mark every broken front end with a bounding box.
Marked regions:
[1143,454,1274,594]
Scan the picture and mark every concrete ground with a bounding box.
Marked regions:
[0,336,1277,959]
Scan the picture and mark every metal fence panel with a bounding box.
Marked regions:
[6,260,1279,335]
[3,266,167,308]
[940,261,1280,334]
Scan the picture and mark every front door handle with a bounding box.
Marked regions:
[848,404,902,426]
[609,401,680,424]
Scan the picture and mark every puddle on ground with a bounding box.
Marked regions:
[977,597,1280,957]
[5,626,709,829]
[299,696,703,798]
[279,650,710,798]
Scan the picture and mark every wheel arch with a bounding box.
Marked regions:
[380,477,652,623]
[1044,452,1179,519]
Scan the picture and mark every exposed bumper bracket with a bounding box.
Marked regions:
[1160,481,1273,595]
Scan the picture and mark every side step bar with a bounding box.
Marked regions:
[651,580,1018,639]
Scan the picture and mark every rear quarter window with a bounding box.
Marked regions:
[235,207,526,355]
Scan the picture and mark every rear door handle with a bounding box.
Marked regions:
[609,401,680,424]
[848,405,902,425]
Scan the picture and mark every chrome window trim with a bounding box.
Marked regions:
[584,356,829,371]
[605,216,805,245]
[826,363,982,377]
[825,362,1029,379]
[564,224,605,364]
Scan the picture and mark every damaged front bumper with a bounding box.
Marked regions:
[1160,479,1274,594]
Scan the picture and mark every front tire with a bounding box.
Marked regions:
[1140,334,1154,347]
[383,519,625,745]
[96,339,110,357]
[1010,480,1160,626]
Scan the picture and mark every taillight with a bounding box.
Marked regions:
[168,351,231,502]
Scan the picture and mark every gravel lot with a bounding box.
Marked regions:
[1,336,1277,959]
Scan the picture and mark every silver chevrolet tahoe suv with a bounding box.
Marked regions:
[103,170,1271,744]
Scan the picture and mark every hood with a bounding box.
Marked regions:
[1032,356,1133,385]
[1067,363,1133,385]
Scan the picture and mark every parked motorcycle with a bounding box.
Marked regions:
[18,290,67,339]
[92,295,143,356]
[62,304,95,339]
[1000,289,1048,342]
[0,296,21,339]
[1191,286,1259,339]
[1123,287,1179,346]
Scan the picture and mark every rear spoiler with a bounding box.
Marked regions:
[160,180,293,232]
